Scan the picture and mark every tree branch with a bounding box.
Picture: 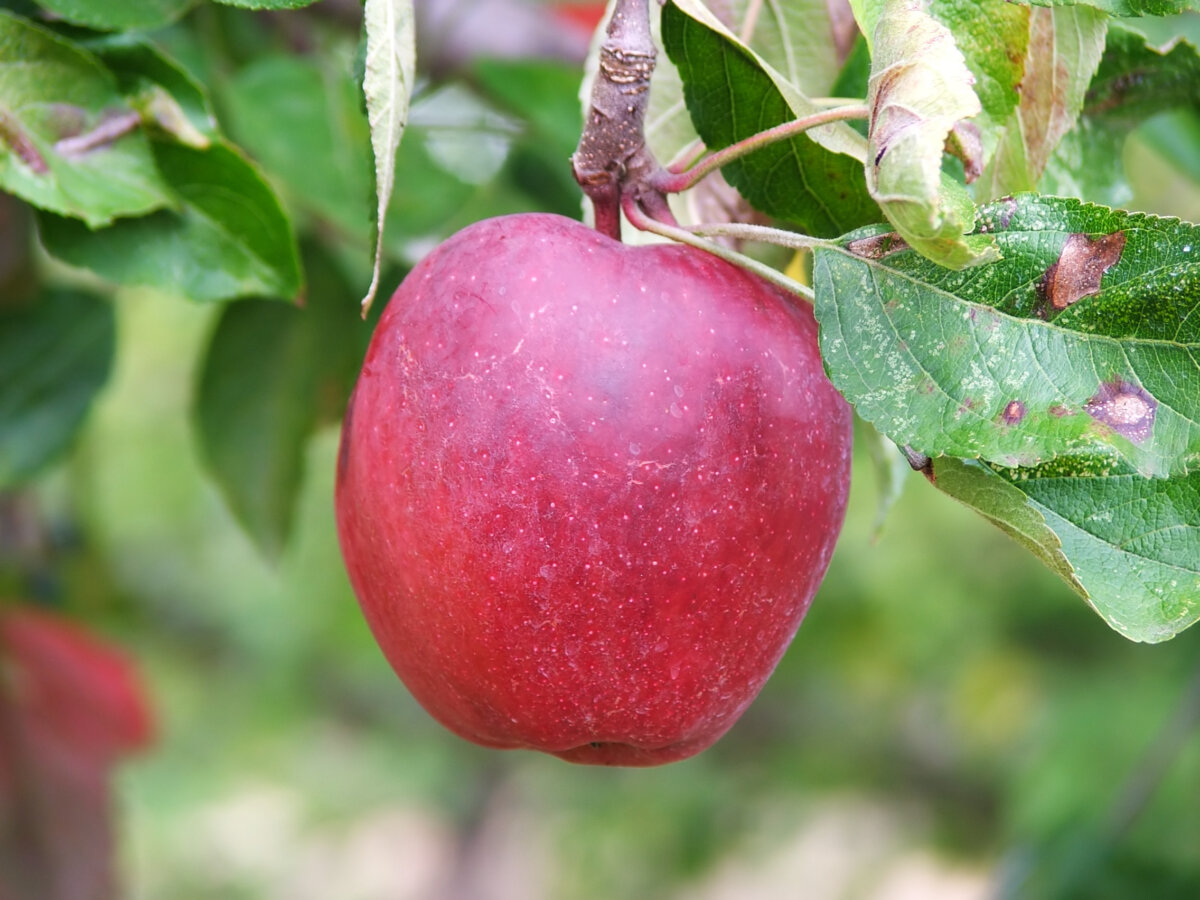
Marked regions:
[571,0,659,240]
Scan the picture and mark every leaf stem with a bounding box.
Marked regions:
[652,104,869,195]
[685,222,833,253]
[665,137,706,174]
[622,196,815,304]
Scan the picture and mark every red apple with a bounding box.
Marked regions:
[0,607,154,775]
[551,3,609,34]
[335,213,851,765]
[0,607,154,900]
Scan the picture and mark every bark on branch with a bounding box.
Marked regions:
[571,0,660,240]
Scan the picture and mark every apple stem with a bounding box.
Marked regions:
[651,104,870,195]
[622,194,816,304]
[571,0,662,240]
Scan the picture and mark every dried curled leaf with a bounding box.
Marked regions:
[866,0,998,268]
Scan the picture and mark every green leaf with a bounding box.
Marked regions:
[1025,0,1197,17]
[361,0,415,314]
[38,139,301,303]
[86,34,219,145]
[220,54,371,237]
[866,0,997,269]
[473,58,584,163]
[0,289,115,487]
[33,0,194,30]
[1085,26,1200,124]
[661,0,880,238]
[813,194,1200,479]
[847,0,886,53]
[977,5,1107,199]
[929,0,1030,140]
[727,0,846,98]
[0,11,173,226]
[193,244,365,560]
[1042,25,1200,204]
[935,456,1200,643]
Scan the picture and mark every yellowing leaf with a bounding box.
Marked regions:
[977,5,1107,199]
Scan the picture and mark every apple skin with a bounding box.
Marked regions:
[335,213,851,766]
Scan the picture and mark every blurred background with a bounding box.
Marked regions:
[4,1,1200,898]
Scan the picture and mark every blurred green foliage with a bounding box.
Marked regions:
[3,2,1200,898]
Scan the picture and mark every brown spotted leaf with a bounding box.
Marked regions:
[936,457,1200,643]
[813,194,1200,478]
[976,4,1107,199]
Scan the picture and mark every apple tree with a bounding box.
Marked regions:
[2,0,1200,894]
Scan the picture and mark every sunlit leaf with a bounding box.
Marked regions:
[728,0,845,98]
[813,194,1200,478]
[929,0,1030,144]
[1025,0,1196,17]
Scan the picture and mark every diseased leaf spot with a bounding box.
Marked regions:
[846,233,910,259]
[1085,380,1156,444]
[1039,231,1126,316]
[1001,400,1026,425]
[976,197,1018,234]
